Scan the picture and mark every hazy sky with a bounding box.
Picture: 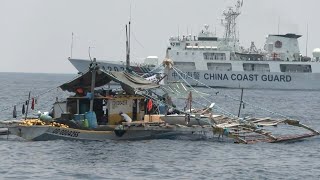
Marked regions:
[1,0,319,73]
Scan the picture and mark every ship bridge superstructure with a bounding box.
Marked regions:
[168,24,235,71]
[167,0,244,71]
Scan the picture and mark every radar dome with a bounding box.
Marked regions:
[312,48,320,58]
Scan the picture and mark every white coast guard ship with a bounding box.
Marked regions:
[165,0,320,90]
[68,0,320,90]
[166,30,320,90]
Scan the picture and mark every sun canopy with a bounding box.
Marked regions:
[60,68,160,94]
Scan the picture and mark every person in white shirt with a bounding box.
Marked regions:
[119,112,132,125]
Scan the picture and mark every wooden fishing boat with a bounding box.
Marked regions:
[1,59,319,143]
[5,115,319,143]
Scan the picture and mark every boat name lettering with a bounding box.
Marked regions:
[112,100,128,108]
[204,73,229,80]
[230,74,259,81]
[202,73,292,82]
[52,128,80,137]
[261,75,291,82]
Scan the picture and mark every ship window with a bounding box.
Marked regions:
[198,37,218,41]
[176,43,180,46]
[207,63,232,71]
[280,64,312,73]
[243,63,270,72]
[203,53,226,60]
[174,62,196,70]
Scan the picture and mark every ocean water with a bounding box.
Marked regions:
[0,72,319,180]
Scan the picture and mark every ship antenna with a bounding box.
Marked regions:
[187,26,189,37]
[221,0,243,44]
[129,2,132,22]
[88,46,94,62]
[306,23,309,57]
[215,26,217,36]
[178,25,180,40]
[277,17,280,34]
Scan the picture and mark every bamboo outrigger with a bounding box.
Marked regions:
[2,114,319,143]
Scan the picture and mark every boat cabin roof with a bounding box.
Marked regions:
[60,68,160,95]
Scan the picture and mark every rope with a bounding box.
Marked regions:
[136,69,238,120]
[172,67,238,118]
[0,73,84,114]
[141,62,164,78]
[138,90,239,128]
[172,67,291,119]
[190,99,238,118]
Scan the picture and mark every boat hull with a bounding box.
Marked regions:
[8,125,203,141]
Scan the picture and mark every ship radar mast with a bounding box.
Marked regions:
[221,0,243,43]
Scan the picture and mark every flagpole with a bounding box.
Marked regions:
[189,91,192,113]
[25,91,31,120]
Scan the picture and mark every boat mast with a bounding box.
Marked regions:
[237,88,244,117]
[126,22,131,70]
[89,58,97,112]
[70,32,74,58]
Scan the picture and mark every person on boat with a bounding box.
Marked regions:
[75,87,85,97]
[119,111,132,126]
[100,114,108,125]
[167,104,181,115]
[158,98,167,115]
